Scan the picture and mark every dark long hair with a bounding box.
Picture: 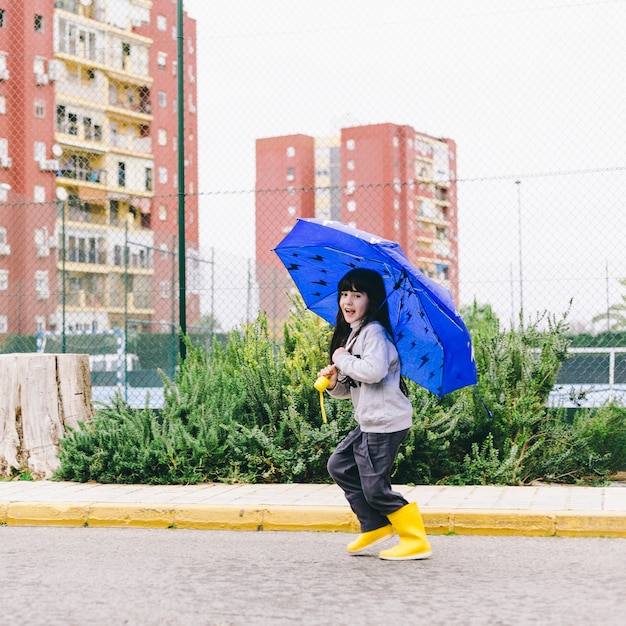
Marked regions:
[329,268,393,358]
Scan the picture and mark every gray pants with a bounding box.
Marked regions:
[327,426,409,532]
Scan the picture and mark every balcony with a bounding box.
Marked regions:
[107,93,152,119]
[57,165,107,185]
[61,247,108,266]
[110,134,152,154]
[55,0,104,20]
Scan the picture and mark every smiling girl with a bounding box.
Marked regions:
[316,268,431,561]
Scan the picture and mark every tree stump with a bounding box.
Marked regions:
[0,353,94,479]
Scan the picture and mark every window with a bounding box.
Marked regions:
[0,226,7,245]
[286,146,295,157]
[145,167,153,191]
[35,316,46,332]
[158,167,167,184]
[34,14,43,33]
[156,15,167,31]
[347,200,356,212]
[0,95,5,115]
[158,91,167,108]
[158,128,167,146]
[287,206,296,217]
[286,167,294,182]
[49,111,73,139]
[172,61,177,76]
[0,51,8,79]
[0,315,7,334]
[159,280,170,298]
[34,141,46,162]
[59,22,99,62]
[122,42,131,70]
[346,180,356,195]
[83,117,102,141]
[33,56,46,76]
[158,205,167,221]
[346,139,355,150]
[35,271,49,299]
[0,269,8,290]
[34,185,45,203]
[157,51,167,68]
[34,99,45,118]
[35,227,50,257]
[0,9,5,28]
[159,243,168,258]
[347,160,355,171]
[118,162,126,187]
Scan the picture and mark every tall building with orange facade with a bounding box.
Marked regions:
[0,0,198,338]
[256,123,459,325]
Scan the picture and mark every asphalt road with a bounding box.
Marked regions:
[1,528,625,625]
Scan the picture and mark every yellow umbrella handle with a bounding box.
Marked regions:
[314,376,330,424]
[318,390,327,424]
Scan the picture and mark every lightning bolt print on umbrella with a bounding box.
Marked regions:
[274,219,477,396]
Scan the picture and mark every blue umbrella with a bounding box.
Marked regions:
[273,218,477,396]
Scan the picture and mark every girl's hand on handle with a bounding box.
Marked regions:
[316,364,338,390]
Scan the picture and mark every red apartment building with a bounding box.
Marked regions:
[255,123,459,327]
[0,0,198,339]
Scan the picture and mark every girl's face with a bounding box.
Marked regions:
[339,289,369,325]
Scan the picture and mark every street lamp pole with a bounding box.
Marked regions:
[515,180,524,318]
[177,0,187,361]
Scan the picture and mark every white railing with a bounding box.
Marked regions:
[549,347,626,407]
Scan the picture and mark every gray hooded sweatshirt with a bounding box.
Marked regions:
[328,321,413,433]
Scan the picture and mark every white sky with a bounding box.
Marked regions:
[182,0,626,330]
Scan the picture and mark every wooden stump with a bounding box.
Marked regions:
[0,353,94,479]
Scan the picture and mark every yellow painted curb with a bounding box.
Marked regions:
[172,505,360,532]
[262,505,359,532]
[173,504,265,530]
[87,503,174,528]
[3,500,626,538]
[450,509,556,536]
[423,510,454,535]
[555,511,626,538]
[6,502,89,527]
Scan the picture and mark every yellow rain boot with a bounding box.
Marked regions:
[347,524,395,555]
[378,502,432,561]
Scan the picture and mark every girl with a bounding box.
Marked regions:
[317,268,431,560]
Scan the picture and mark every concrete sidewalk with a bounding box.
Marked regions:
[2,480,626,537]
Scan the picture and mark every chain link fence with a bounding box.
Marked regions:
[1,1,625,407]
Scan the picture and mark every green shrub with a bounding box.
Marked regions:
[55,298,626,486]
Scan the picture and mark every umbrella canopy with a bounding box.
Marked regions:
[273,218,477,396]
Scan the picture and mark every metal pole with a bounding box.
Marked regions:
[124,217,129,401]
[61,200,66,353]
[515,180,524,318]
[605,259,611,333]
[171,234,176,379]
[210,247,215,346]
[177,0,187,361]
